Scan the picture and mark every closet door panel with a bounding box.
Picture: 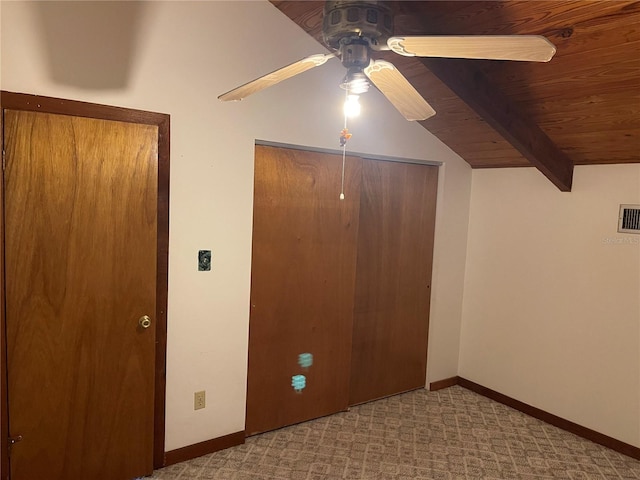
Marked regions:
[246,145,361,435]
[350,160,438,405]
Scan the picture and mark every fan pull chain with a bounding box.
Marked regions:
[340,146,346,201]
[339,89,352,201]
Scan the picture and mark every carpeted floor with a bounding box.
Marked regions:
[150,385,640,479]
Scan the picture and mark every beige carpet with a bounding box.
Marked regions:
[151,386,640,479]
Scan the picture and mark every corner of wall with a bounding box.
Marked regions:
[457,165,640,447]
[426,155,473,384]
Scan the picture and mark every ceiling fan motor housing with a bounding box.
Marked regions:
[341,41,370,69]
[322,1,393,51]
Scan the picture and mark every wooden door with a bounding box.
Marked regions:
[246,145,361,436]
[349,160,438,405]
[4,110,158,480]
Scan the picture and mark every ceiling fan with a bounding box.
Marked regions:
[218,1,556,121]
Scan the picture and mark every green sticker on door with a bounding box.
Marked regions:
[291,375,306,392]
[297,352,313,369]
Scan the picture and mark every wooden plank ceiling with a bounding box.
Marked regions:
[270,1,640,191]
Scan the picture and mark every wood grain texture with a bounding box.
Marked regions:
[0,99,7,480]
[270,1,640,176]
[392,35,556,62]
[246,145,362,436]
[154,105,171,469]
[364,60,435,121]
[219,54,334,101]
[421,56,574,191]
[349,160,438,406]
[0,90,170,471]
[4,110,158,480]
[1,91,168,127]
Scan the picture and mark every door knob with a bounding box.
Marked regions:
[139,315,152,329]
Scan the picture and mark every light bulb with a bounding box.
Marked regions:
[344,94,361,117]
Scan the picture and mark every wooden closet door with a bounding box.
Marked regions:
[349,160,438,405]
[246,145,361,436]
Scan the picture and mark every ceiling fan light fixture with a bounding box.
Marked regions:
[340,67,370,94]
[219,1,557,122]
[343,94,361,117]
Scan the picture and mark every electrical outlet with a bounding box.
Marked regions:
[194,390,206,410]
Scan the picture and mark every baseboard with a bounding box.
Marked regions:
[429,376,459,391]
[164,431,245,466]
[453,376,640,461]
[162,380,640,465]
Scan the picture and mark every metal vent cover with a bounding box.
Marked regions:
[618,204,640,234]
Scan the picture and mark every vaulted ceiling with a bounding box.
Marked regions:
[270,1,640,191]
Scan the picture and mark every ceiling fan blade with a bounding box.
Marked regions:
[388,35,556,62]
[364,60,436,121]
[218,53,335,101]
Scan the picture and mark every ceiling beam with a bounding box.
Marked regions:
[421,57,574,191]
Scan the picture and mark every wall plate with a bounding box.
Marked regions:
[198,250,211,271]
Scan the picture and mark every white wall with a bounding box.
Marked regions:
[1,1,471,451]
[460,164,640,447]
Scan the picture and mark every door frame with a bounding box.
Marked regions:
[0,91,170,478]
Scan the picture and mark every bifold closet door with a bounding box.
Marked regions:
[246,145,362,436]
[349,160,438,405]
